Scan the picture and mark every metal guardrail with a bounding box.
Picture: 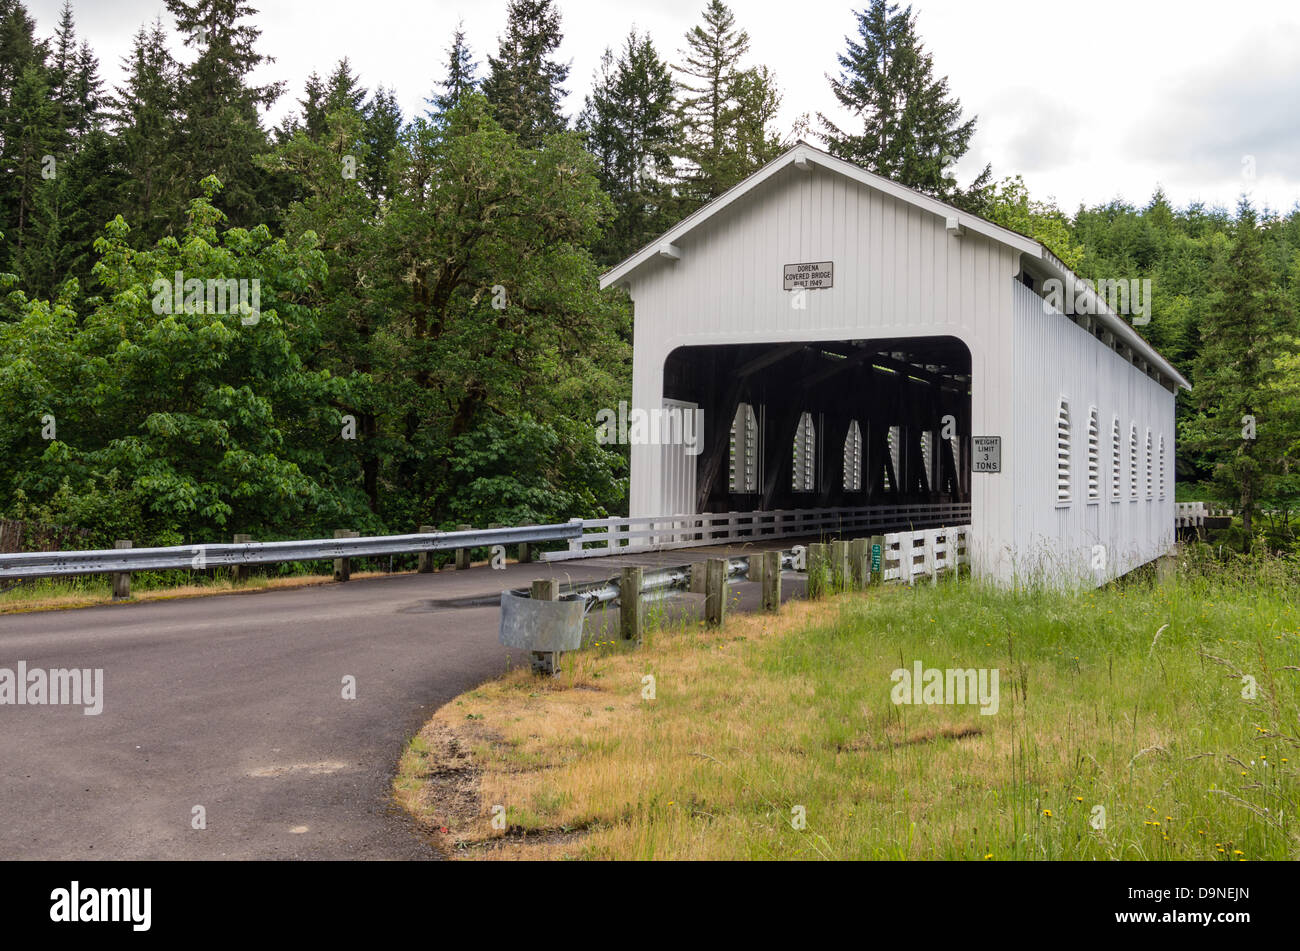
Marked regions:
[505,525,972,651]
[0,523,583,581]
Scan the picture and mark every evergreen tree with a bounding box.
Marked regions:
[482,0,569,146]
[674,0,782,205]
[47,0,77,140]
[362,85,402,203]
[324,57,366,116]
[108,19,180,245]
[0,0,47,274]
[578,31,676,263]
[428,21,477,115]
[164,0,284,229]
[71,40,104,139]
[1182,199,1295,548]
[819,0,985,203]
[730,64,783,171]
[2,64,57,258]
[298,70,326,140]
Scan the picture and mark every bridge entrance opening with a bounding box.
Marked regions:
[661,336,971,516]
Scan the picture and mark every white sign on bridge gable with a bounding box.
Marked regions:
[783,261,833,290]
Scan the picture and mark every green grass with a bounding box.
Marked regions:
[406,550,1300,860]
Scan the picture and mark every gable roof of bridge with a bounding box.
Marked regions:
[600,141,1189,391]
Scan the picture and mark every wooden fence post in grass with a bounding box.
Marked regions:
[455,524,473,570]
[761,550,781,613]
[530,578,560,674]
[831,540,850,591]
[705,557,727,626]
[850,537,868,589]
[417,525,436,573]
[232,534,251,584]
[689,561,706,593]
[620,566,644,641]
[869,535,884,586]
[333,529,358,582]
[111,539,132,600]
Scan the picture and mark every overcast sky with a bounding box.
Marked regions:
[26,0,1300,214]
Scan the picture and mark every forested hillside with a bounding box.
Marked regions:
[2,0,1298,551]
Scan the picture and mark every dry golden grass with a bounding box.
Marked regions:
[395,571,1300,861]
[397,598,856,860]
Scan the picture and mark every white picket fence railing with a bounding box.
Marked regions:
[1175,502,1235,528]
[541,503,971,561]
[880,526,970,583]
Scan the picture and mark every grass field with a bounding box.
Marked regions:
[396,551,1300,860]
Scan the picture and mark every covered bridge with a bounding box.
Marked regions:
[599,142,1189,586]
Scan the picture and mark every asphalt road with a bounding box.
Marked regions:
[0,545,801,860]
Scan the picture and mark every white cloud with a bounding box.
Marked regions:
[24,0,1300,213]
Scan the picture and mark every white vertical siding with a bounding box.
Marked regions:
[1009,280,1175,585]
[624,162,1176,587]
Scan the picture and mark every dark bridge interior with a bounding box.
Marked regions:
[663,336,972,513]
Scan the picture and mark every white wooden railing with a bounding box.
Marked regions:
[541,503,971,561]
[880,526,970,583]
[1175,502,1234,528]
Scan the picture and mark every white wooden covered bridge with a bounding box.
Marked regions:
[598,142,1189,586]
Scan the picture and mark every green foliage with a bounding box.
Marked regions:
[481,0,570,148]
[1181,200,1297,547]
[0,181,354,545]
[579,31,677,264]
[818,0,984,204]
[983,175,1085,272]
[673,0,784,207]
[428,21,477,116]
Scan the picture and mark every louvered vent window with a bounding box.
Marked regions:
[1087,407,1100,502]
[1145,429,1153,499]
[843,420,863,492]
[1129,423,1139,499]
[886,425,901,492]
[1159,435,1167,500]
[792,412,815,493]
[728,403,759,493]
[1056,398,1071,506]
[1111,416,1122,500]
[920,430,934,493]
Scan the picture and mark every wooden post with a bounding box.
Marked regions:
[530,578,560,674]
[333,529,358,582]
[748,551,764,586]
[455,524,472,570]
[849,537,868,589]
[620,566,644,641]
[689,562,707,593]
[761,550,781,613]
[518,524,533,564]
[417,525,436,573]
[704,557,727,626]
[232,533,251,584]
[531,578,559,600]
[831,540,850,591]
[111,540,132,600]
[869,535,885,586]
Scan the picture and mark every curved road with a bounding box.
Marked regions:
[0,559,616,860]
[0,545,792,860]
